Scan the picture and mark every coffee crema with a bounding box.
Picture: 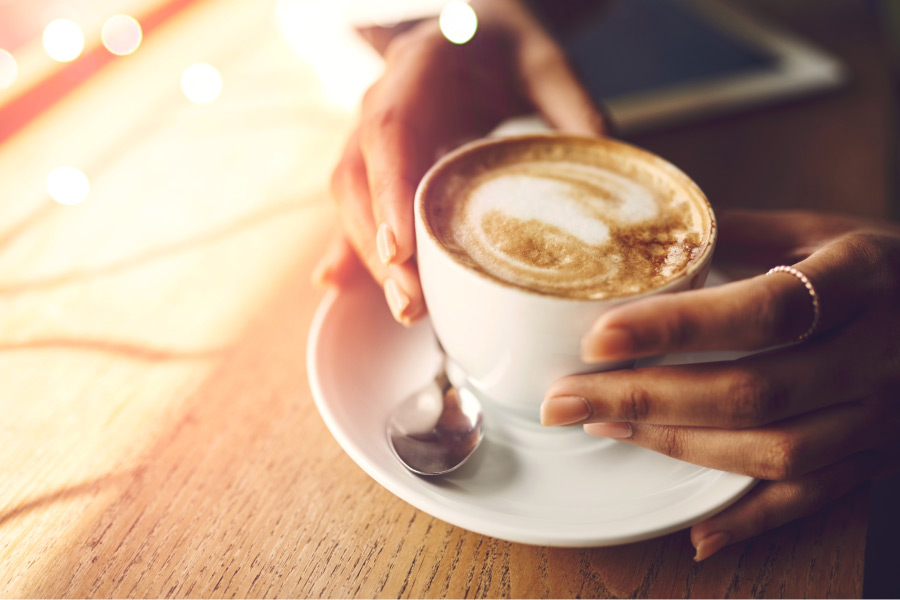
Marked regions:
[420,135,714,300]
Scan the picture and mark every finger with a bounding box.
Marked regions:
[332,131,388,278]
[581,232,880,362]
[581,402,874,481]
[519,37,608,136]
[547,311,893,430]
[580,274,812,361]
[550,330,875,429]
[311,234,364,289]
[690,451,878,561]
[332,130,425,323]
[359,101,426,268]
[384,261,427,327]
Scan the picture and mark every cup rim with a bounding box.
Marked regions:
[415,133,718,304]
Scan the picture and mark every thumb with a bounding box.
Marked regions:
[519,38,609,136]
[311,233,365,289]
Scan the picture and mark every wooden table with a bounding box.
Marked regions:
[0,0,885,597]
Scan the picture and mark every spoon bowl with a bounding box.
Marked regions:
[388,363,484,476]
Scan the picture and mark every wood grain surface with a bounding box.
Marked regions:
[0,0,886,597]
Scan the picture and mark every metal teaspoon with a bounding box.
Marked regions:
[387,357,484,476]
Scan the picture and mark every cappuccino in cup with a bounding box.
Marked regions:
[415,134,715,417]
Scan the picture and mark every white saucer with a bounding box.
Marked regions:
[307,275,756,547]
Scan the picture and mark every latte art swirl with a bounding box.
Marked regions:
[422,136,713,300]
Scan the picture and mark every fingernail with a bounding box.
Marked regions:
[541,396,591,426]
[583,422,633,439]
[401,302,426,326]
[693,531,731,562]
[582,328,635,362]
[384,278,410,323]
[376,222,397,265]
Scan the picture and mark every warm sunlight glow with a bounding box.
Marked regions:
[181,63,223,104]
[43,18,85,62]
[275,0,383,110]
[47,167,90,206]
[102,15,143,56]
[439,1,477,45]
[367,9,400,28]
[0,49,17,89]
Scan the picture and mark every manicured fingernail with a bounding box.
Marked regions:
[582,327,635,362]
[541,396,591,426]
[402,302,426,326]
[693,531,731,562]
[376,223,397,265]
[384,278,410,323]
[583,422,633,439]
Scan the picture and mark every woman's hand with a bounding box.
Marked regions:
[317,0,608,324]
[541,210,900,560]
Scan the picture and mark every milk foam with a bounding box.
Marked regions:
[424,137,712,300]
[467,173,612,247]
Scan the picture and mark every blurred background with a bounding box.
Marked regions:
[0,0,895,220]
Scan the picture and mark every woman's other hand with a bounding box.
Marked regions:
[542,210,900,560]
[318,0,608,324]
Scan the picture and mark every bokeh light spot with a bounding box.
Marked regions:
[181,62,223,104]
[0,49,17,89]
[439,1,477,45]
[102,15,143,56]
[47,167,90,206]
[43,18,85,62]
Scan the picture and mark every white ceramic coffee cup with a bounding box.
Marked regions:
[414,134,716,419]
